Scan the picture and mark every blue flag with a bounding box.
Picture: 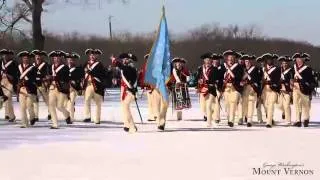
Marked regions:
[145,6,171,104]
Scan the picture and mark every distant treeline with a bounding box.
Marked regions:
[1,23,319,71]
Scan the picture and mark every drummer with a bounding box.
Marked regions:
[167,57,191,121]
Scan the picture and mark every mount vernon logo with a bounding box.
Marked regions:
[252,162,315,176]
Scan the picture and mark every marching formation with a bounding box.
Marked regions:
[0,48,318,132]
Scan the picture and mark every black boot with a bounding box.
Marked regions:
[215,120,220,124]
[293,121,302,127]
[282,113,285,120]
[8,117,15,122]
[238,118,243,125]
[123,127,129,132]
[247,122,252,127]
[244,116,248,123]
[34,118,39,122]
[228,121,234,127]
[95,121,101,125]
[50,126,59,129]
[83,118,91,123]
[303,119,309,127]
[30,118,37,126]
[65,117,72,124]
[204,116,207,121]
[5,115,9,120]
[272,119,275,125]
[158,124,165,131]
[266,124,272,128]
[48,114,51,120]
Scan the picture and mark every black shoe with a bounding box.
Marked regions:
[266,124,272,128]
[65,117,72,124]
[293,121,302,127]
[8,117,15,122]
[83,118,91,123]
[238,118,243,125]
[272,119,275,125]
[147,119,155,122]
[158,124,165,131]
[34,118,39,122]
[30,118,37,126]
[48,114,51,120]
[303,119,309,127]
[228,121,234,127]
[50,126,59,129]
[123,127,129,132]
[244,117,248,123]
[204,116,207,121]
[95,122,100,125]
[5,115,10,120]
[215,120,220,124]
[282,113,285,120]
[247,123,252,127]
[20,125,27,128]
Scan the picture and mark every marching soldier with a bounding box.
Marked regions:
[241,55,261,127]
[31,50,51,121]
[167,57,191,121]
[48,51,71,129]
[196,52,218,127]
[261,53,281,128]
[66,52,84,122]
[256,56,266,123]
[83,49,106,124]
[16,51,37,128]
[138,54,156,122]
[0,49,18,122]
[222,50,244,127]
[211,53,224,124]
[278,56,293,125]
[292,53,316,127]
[112,53,138,133]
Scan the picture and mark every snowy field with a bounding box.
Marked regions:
[1,88,320,180]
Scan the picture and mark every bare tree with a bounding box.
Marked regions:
[1,0,128,50]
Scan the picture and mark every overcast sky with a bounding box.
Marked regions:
[10,0,320,45]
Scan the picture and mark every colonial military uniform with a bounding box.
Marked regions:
[261,53,281,128]
[292,53,316,127]
[222,50,244,127]
[167,57,190,121]
[256,56,266,123]
[0,49,18,122]
[66,53,84,121]
[211,53,225,124]
[112,53,138,133]
[278,56,293,125]
[241,55,261,127]
[17,51,37,128]
[83,49,106,124]
[237,52,246,124]
[31,50,50,121]
[48,51,71,129]
[196,53,218,127]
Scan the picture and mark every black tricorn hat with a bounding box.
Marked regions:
[72,53,81,59]
[118,53,138,62]
[94,49,103,55]
[0,49,14,55]
[40,51,48,57]
[277,55,292,62]
[85,48,94,55]
[64,52,73,58]
[180,58,187,63]
[200,52,212,59]
[223,50,239,57]
[261,53,274,61]
[17,51,31,57]
[48,51,58,57]
[171,57,181,63]
[211,53,223,60]
[249,55,256,60]
[31,49,41,56]
[239,54,250,60]
[256,56,263,62]
[272,54,279,60]
[144,54,150,60]
[292,52,310,62]
[48,50,65,58]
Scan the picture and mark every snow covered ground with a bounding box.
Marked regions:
[0,88,320,180]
